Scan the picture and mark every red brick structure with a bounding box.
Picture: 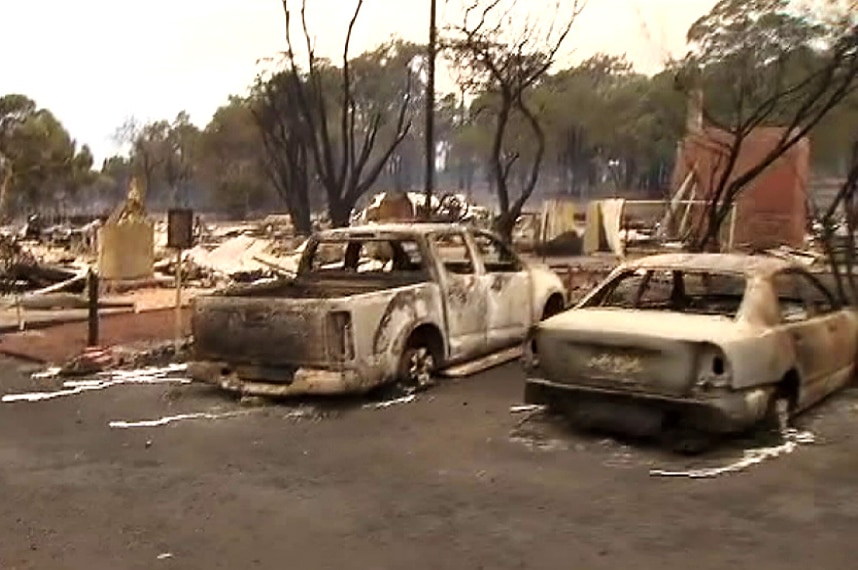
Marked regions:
[673,127,810,249]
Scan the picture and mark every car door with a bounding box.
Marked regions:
[471,230,532,350]
[772,270,835,408]
[428,231,488,361]
[791,270,855,398]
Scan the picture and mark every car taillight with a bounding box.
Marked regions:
[695,344,731,389]
[327,311,355,362]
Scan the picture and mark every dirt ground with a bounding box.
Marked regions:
[1,358,858,570]
[0,309,191,364]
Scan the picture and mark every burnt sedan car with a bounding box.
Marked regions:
[524,253,858,436]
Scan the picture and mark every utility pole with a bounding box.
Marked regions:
[423,0,437,220]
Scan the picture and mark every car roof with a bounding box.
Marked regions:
[623,253,794,277]
[316,223,475,239]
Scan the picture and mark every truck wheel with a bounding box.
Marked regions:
[397,343,436,392]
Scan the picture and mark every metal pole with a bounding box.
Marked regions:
[728,202,738,252]
[424,0,437,220]
[87,269,99,347]
[174,248,183,354]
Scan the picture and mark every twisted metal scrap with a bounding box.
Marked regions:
[0,234,36,295]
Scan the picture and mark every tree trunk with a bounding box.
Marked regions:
[329,199,352,228]
[494,211,515,243]
[290,184,313,235]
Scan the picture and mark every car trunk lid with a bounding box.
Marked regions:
[536,309,747,397]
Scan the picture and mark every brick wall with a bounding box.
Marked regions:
[673,127,809,249]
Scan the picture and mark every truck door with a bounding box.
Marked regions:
[471,231,532,350]
[428,231,488,361]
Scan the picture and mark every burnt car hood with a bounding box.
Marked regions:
[539,308,755,344]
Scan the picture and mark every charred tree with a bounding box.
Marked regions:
[445,0,583,242]
[815,139,858,305]
[280,0,412,227]
[252,72,314,235]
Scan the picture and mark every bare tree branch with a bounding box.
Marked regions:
[277,0,414,225]
[445,0,583,240]
[684,2,858,250]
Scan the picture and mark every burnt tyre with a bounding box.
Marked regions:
[397,342,437,392]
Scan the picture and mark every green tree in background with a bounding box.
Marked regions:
[678,0,858,249]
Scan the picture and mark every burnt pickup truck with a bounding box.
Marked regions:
[189,223,567,397]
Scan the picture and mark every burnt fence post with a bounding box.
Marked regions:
[87,268,99,347]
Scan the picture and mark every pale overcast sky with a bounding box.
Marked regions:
[0,0,716,163]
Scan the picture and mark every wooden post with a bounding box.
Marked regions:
[87,268,99,347]
[167,208,193,355]
[174,248,183,355]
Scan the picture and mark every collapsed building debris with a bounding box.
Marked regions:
[354,191,491,226]
[153,233,305,286]
[0,234,81,294]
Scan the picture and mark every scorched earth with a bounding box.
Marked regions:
[1,357,858,570]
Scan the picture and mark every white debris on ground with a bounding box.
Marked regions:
[363,395,417,409]
[110,411,249,429]
[96,363,187,378]
[508,435,569,452]
[31,367,62,380]
[3,364,190,403]
[156,553,174,561]
[649,428,816,479]
[282,407,317,419]
[110,405,319,429]
[509,404,547,414]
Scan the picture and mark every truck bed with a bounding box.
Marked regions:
[192,273,431,369]
[219,273,428,299]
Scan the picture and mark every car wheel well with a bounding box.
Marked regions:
[777,369,801,410]
[405,324,444,362]
[541,293,566,320]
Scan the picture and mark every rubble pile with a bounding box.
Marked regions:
[154,219,306,286]
[0,234,86,297]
